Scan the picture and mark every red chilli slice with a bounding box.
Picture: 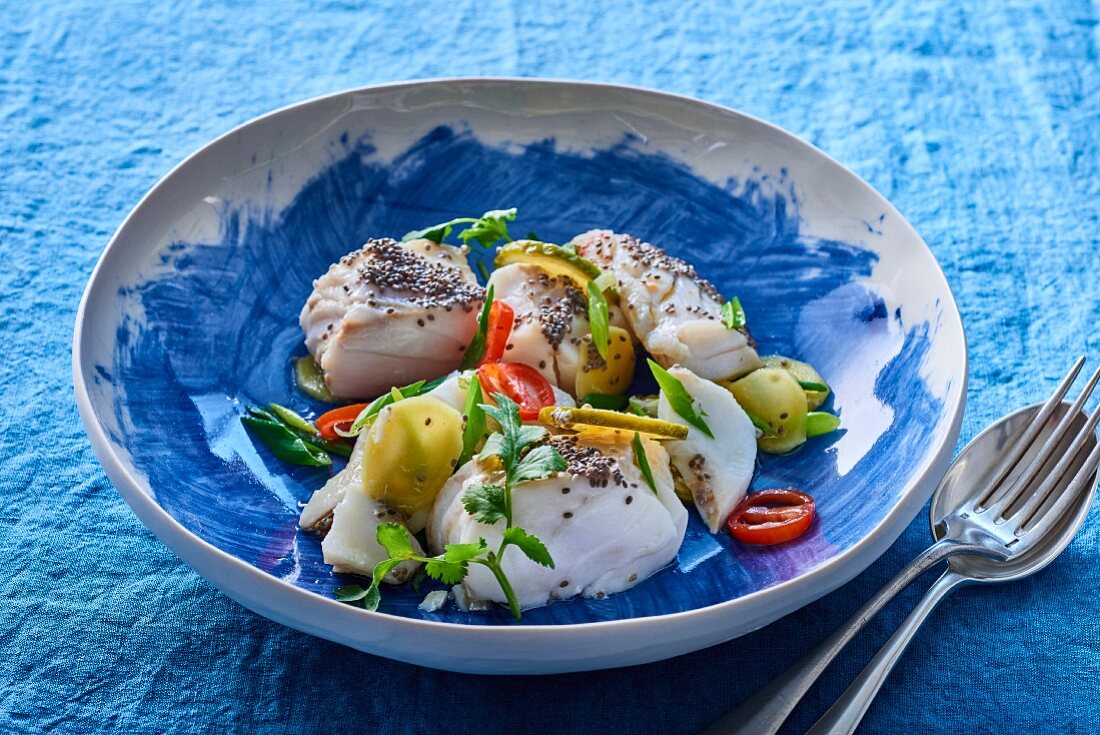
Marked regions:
[727,488,815,545]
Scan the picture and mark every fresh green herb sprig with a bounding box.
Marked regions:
[459,285,494,370]
[647,359,715,439]
[403,208,517,248]
[721,296,746,331]
[339,394,565,620]
[241,404,351,466]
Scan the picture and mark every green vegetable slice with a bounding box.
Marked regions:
[806,411,841,438]
[346,376,447,437]
[633,432,659,495]
[587,280,611,360]
[458,284,494,370]
[494,240,602,286]
[647,359,714,438]
[242,408,331,467]
[721,296,746,330]
[294,356,334,403]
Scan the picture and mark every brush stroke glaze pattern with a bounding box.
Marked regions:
[103,127,941,625]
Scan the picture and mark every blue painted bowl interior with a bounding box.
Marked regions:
[106,127,940,625]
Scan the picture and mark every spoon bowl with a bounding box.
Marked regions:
[934,400,1098,582]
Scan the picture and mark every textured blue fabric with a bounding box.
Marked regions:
[2,1,1099,733]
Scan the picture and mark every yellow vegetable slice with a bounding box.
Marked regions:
[575,327,636,397]
[726,368,808,454]
[363,396,464,529]
[761,354,831,410]
[494,240,602,287]
[538,405,688,440]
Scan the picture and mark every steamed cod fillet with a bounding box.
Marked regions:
[300,237,485,399]
[657,366,757,533]
[571,230,761,381]
[487,263,629,395]
[428,434,687,610]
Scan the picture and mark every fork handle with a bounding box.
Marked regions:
[699,538,980,735]
[804,567,970,735]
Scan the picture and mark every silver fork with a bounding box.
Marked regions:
[703,356,1100,735]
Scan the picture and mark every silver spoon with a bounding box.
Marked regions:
[702,357,1100,735]
[803,396,1099,734]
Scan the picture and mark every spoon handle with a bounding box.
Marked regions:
[699,538,976,735]
[804,567,969,735]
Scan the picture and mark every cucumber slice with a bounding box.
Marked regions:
[494,240,602,286]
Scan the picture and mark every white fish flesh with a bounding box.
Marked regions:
[300,238,484,399]
[297,373,574,535]
[571,230,761,381]
[428,433,687,609]
[657,366,757,532]
[486,263,629,395]
[300,432,422,583]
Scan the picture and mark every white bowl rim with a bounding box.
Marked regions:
[73,76,967,649]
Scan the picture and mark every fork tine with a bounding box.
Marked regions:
[977,356,1086,509]
[1019,435,1100,542]
[1014,407,1100,531]
[984,364,1100,518]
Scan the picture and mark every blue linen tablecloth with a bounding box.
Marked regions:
[3,1,1099,733]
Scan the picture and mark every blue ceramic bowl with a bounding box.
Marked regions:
[74,79,966,673]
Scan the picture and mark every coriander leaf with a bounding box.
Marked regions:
[241,414,332,467]
[459,285,495,370]
[424,557,470,585]
[478,433,507,462]
[334,584,371,602]
[376,522,414,559]
[403,217,476,244]
[502,527,555,569]
[632,432,658,495]
[721,296,746,330]
[457,208,516,247]
[586,279,611,360]
[516,424,548,449]
[647,359,715,439]
[362,558,403,611]
[267,403,317,435]
[462,483,507,525]
[512,444,567,485]
[459,376,487,465]
[424,541,487,585]
[480,393,525,468]
[805,411,841,438]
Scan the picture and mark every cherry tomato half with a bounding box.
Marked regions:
[480,301,515,365]
[477,362,556,421]
[315,403,368,440]
[727,488,815,545]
